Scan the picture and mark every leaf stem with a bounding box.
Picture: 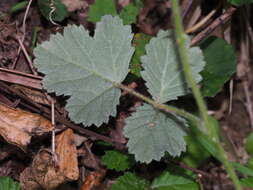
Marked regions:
[114,82,199,124]
[171,1,242,190]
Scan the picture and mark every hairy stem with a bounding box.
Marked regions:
[171,1,242,190]
[114,82,199,124]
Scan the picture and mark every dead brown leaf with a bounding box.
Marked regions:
[12,85,50,105]
[80,169,106,190]
[20,129,79,190]
[0,103,53,150]
[55,128,79,180]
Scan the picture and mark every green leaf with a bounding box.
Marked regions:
[34,15,134,126]
[102,150,131,171]
[245,133,253,156]
[181,116,221,167]
[200,37,236,97]
[189,117,221,161]
[37,0,68,22]
[88,0,117,23]
[240,177,253,188]
[151,171,199,190]
[130,33,151,77]
[231,162,253,177]
[141,30,205,103]
[247,158,253,170]
[228,0,253,6]
[119,3,139,25]
[134,0,144,9]
[181,133,211,168]
[111,172,149,190]
[0,177,20,190]
[10,1,28,14]
[124,104,187,163]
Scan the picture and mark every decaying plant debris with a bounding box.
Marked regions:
[0,0,253,189]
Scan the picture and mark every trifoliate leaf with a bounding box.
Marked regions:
[0,177,20,190]
[102,150,131,171]
[38,0,68,22]
[34,15,134,126]
[119,3,139,25]
[111,172,149,190]
[88,0,117,23]
[124,104,187,163]
[130,33,151,77]
[200,37,236,97]
[141,30,205,103]
[151,171,199,190]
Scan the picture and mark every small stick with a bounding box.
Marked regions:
[182,0,193,19]
[243,81,253,129]
[0,81,123,147]
[186,9,216,34]
[191,7,237,46]
[165,159,213,179]
[228,79,233,115]
[17,38,38,75]
[12,0,33,69]
[51,99,55,154]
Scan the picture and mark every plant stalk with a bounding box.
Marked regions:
[114,82,199,124]
[171,1,242,190]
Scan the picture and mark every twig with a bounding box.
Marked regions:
[0,68,42,89]
[191,7,237,46]
[228,80,233,115]
[166,159,213,179]
[51,99,56,155]
[0,82,123,148]
[186,9,216,34]
[243,81,253,129]
[182,0,193,19]
[12,0,33,69]
[17,38,38,75]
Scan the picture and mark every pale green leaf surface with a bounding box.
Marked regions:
[0,177,20,190]
[141,30,205,103]
[111,172,149,190]
[34,15,134,126]
[151,171,199,190]
[124,104,187,163]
